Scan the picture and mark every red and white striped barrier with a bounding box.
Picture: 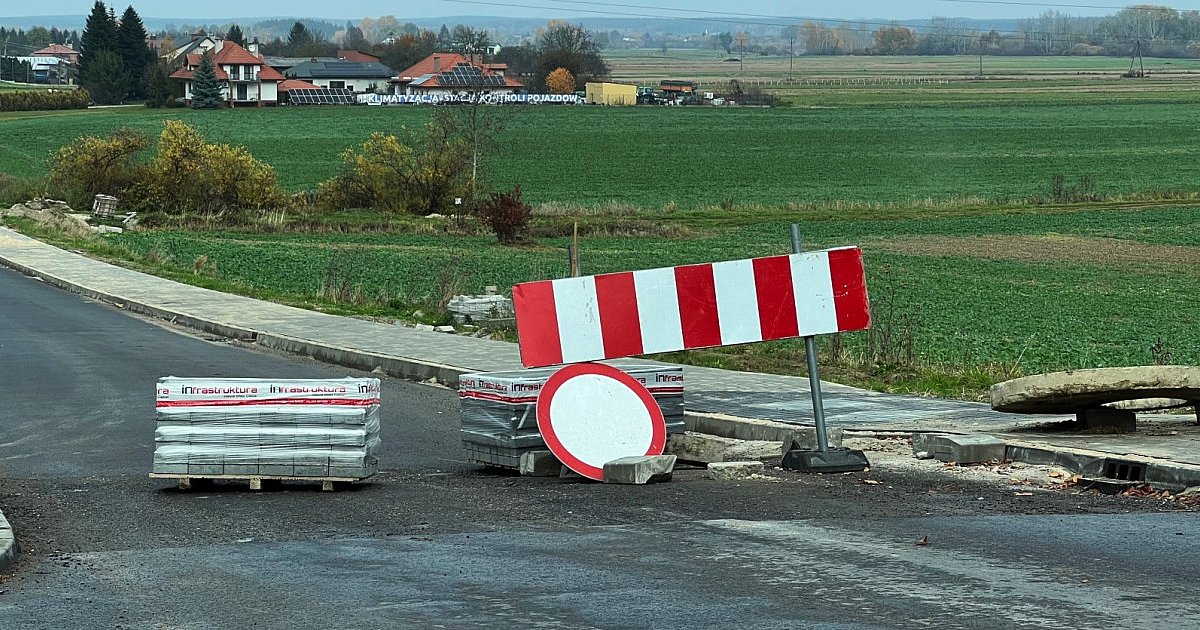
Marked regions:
[512,246,870,368]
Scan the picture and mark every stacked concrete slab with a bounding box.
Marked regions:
[153,377,381,479]
[458,365,684,469]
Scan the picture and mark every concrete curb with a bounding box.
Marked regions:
[0,508,16,574]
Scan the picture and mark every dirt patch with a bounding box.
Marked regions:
[873,234,1200,267]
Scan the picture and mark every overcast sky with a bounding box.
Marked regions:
[7,1,1200,21]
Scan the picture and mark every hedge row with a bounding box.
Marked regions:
[0,88,91,112]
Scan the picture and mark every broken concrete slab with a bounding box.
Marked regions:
[602,455,677,485]
[932,434,1006,464]
[911,433,1006,464]
[518,450,561,477]
[706,461,765,480]
[666,432,782,464]
[991,366,1200,414]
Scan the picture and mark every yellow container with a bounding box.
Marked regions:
[585,82,637,106]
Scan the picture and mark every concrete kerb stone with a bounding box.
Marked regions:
[0,508,16,574]
[1005,440,1200,492]
[254,333,470,387]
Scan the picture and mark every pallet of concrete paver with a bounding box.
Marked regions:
[457,365,684,469]
[152,377,382,485]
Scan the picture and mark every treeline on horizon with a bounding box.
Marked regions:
[5,5,1200,59]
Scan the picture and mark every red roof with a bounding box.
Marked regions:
[410,74,525,89]
[170,41,285,82]
[393,53,522,89]
[35,44,77,56]
[338,49,380,63]
[396,53,473,80]
[278,79,320,92]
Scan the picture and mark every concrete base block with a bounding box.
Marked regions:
[519,450,562,477]
[602,455,677,485]
[152,464,188,475]
[666,432,781,464]
[785,428,845,452]
[932,435,1007,464]
[187,464,224,475]
[706,461,765,480]
[1077,407,1136,432]
[685,412,843,448]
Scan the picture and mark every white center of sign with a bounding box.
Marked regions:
[547,373,656,469]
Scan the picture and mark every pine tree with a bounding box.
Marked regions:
[438,24,451,46]
[117,5,154,99]
[80,1,118,85]
[225,24,245,47]
[190,52,224,109]
[143,61,177,108]
[86,49,129,104]
[287,21,313,55]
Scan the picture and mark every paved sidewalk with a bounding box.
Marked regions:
[2,227,1197,475]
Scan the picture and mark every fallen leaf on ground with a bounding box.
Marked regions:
[1014,492,1034,496]
[862,479,882,485]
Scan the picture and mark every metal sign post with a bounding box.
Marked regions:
[783,223,869,473]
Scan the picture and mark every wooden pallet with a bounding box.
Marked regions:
[149,473,367,492]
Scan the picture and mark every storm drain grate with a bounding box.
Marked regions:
[1103,459,1146,482]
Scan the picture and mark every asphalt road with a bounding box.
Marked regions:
[1,265,1198,629]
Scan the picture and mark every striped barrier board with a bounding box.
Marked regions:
[512,246,870,368]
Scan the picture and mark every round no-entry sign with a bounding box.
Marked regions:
[536,362,667,480]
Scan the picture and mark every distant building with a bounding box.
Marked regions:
[32,43,80,66]
[14,56,72,84]
[169,40,286,107]
[163,33,221,66]
[286,59,394,92]
[390,53,522,96]
[585,82,637,106]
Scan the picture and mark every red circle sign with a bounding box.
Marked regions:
[536,363,667,481]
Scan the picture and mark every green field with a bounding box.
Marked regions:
[38,200,1189,396]
[3,58,1197,396]
[5,92,1200,209]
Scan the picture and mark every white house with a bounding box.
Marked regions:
[169,40,285,107]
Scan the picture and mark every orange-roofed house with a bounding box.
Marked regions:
[33,43,80,66]
[389,53,523,96]
[169,40,285,107]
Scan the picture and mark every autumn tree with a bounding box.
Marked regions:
[533,21,607,91]
[873,26,918,55]
[545,67,575,94]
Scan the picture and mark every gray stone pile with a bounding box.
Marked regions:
[458,365,684,469]
[152,377,381,479]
